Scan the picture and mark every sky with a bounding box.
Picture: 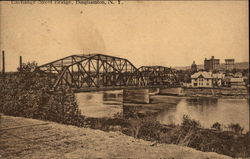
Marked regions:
[0,1,249,71]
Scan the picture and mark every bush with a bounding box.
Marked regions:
[211,122,222,131]
[0,62,85,127]
[228,123,244,134]
[181,115,201,129]
[138,117,162,140]
[172,115,201,146]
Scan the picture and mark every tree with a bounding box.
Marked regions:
[211,122,222,131]
[1,61,84,126]
[17,61,38,73]
[228,123,244,134]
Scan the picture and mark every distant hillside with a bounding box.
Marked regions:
[174,62,249,70]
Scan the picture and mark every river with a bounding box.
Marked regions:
[75,90,249,132]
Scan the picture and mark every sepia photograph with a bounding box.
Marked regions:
[0,0,249,158]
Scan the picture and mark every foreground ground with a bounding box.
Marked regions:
[0,115,234,159]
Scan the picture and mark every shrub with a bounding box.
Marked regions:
[0,62,85,127]
[120,106,162,140]
[136,116,161,140]
[228,123,244,134]
[211,122,222,131]
[181,115,201,129]
[172,115,201,146]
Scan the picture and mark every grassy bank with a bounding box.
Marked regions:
[83,112,250,158]
[1,115,233,159]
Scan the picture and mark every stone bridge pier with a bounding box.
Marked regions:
[123,88,150,104]
[123,87,184,104]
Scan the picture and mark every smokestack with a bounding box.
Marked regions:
[20,56,22,72]
[2,50,5,78]
[0,51,1,73]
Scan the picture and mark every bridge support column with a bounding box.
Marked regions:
[159,87,184,96]
[123,88,150,104]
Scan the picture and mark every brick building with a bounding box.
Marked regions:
[225,59,235,71]
[204,56,220,71]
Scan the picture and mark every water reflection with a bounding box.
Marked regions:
[186,97,218,106]
[76,91,249,132]
[75,90,123,118]
[157,97,249,132]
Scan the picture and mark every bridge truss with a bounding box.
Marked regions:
[138,66,179,87]
[35,54,145,90]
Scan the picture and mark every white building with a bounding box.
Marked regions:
[191,71,225,88]
[191,72,213,88]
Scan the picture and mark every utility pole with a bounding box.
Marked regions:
[2,50,5,79]
[19,56,22,72]
[0,51,1,75]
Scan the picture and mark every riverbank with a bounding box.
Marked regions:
[0,115,234,159]
[182,88,249,99]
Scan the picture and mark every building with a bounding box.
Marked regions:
[191,72,213,88]
[212,73,225,87]
[230,77,246,89]
[191,71,224,88]
[204,56,220,71]
[225,59,235,71]
[190,61,197,73]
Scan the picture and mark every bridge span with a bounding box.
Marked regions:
[35,54,179,92]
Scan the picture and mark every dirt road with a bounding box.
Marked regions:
[0,115,232,159]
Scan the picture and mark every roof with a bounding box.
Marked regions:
[191,72,212,79]
[225,59,235,61]
[212,73,224,79]
[230,78,244,83]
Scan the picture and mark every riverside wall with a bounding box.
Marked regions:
[183,87,248,98]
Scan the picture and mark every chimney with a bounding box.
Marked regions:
[2,51,5,78]
[19,56,22,72]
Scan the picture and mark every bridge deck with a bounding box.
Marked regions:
[73,86,180,93]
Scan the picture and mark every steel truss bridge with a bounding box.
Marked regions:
[35,54,178,91]
[139,66,179,87]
